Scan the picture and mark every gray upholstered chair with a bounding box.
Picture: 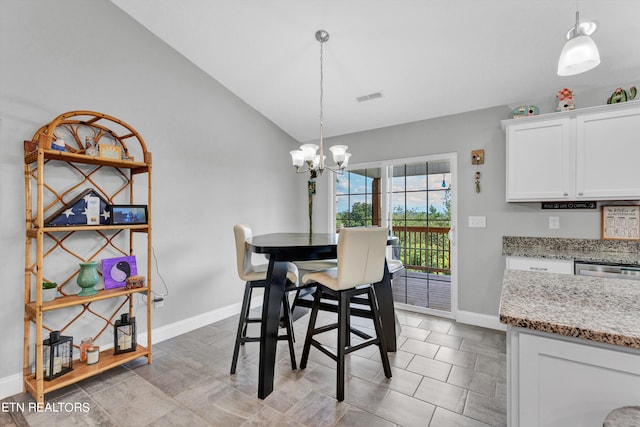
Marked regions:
[299,227,392,401]
[230,224,299,375]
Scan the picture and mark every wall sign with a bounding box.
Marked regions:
[541,202,597,209]
[601,205,640,241]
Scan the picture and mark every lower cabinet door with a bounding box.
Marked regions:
[514,331,640,427]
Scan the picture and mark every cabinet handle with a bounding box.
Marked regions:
[563,192,568,196]
[578,192,583,196]
[529,267,548,271]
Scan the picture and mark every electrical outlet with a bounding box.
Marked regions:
[549,216,560,229]
[153,297,164,309]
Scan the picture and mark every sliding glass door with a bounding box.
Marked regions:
[333,155,455,314]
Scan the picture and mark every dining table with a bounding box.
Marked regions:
[247,231,401,399]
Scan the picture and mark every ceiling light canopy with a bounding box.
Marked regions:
[557,10,600,76]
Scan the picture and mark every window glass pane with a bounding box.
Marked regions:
[335,173,349,195]
[392,165,406,192]
[348,170,367,194]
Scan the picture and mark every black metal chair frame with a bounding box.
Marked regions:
[230,279,297,375]
[299,282,392,401]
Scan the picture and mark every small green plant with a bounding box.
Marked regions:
[42,282,57,289]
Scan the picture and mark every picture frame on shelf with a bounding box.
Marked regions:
[102,256,137,290]
[99,144,122,160]
[110,205,148,225]
[601,205,640,241]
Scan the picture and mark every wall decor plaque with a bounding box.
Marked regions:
[601,205,640,241]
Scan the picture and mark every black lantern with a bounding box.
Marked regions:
[43,331,73,381]
[114,313,136,354]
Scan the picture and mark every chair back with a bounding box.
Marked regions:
[233,224,254,281]
[336,227,388,290]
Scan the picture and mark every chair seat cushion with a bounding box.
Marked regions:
[387,259,404,274]
[302,268,341,291]
[245,262,298,284]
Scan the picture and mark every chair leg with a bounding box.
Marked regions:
[231,282,253,374]
[336,290,349,402]
[367,287,392,378]
[282,292,297,370]
[300,285,323,370]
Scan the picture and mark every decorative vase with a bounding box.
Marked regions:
[77,261,99,296]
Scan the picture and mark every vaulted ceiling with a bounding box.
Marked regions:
[112,0,640,142]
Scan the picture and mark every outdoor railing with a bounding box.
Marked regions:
[391,226,451,275]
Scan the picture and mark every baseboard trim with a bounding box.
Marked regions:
[456,310,506,331]
[0,297,259,401]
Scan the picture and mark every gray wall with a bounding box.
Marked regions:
[0,0,305,385]
[314,102,626,317]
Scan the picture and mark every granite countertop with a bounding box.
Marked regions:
[503,236,640,265]
[500,269,640,349]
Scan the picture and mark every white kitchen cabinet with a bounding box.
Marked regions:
[576,108,640,199]
[503,101,640,202]
[507,328,640,427]
[505,256,573,275]
[506,118,574,201]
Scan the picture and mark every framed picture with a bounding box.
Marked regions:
[601,205,640,241]
[102,256,137,290]
[99,144,122,160]
[110,205,148,225]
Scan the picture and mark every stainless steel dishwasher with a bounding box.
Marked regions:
[575,261,640,280]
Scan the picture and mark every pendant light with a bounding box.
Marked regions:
[557,9,600,76]
[290,30,350,177]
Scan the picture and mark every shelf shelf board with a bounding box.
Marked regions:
[43,224,150,233]
[27,224,150,235]
[25,148,149,171]
[24,345,150,397]
[26,287,150,315]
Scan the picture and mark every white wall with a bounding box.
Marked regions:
[0,0,306,393]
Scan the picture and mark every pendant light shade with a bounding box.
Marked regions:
[557,10,600,76]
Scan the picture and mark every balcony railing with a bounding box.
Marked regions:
[391,226,451,275]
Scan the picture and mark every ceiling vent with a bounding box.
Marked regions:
[356,92,383,102]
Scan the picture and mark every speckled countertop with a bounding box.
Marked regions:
[500,269,640,349]
[503,236,640,265]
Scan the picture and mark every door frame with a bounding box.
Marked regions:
[327,152,458,318]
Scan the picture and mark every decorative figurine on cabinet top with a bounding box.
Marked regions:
[512,105,540,119]
[556,88,575,112]
[607,86,637,104]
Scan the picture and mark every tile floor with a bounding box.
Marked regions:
[1,308,506,426]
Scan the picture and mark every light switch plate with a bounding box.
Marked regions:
[468,216,487,228]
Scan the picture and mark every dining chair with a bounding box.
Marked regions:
[299,227,392,401]
[230,224,299,375]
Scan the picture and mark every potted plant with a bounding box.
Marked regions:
[42,282,58,302]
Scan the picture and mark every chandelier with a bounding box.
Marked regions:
[290,30,350,177]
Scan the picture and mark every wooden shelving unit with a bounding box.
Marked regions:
[23,111,153,404]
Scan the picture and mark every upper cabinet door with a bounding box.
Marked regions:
[577,108,640,200]
[506,118,574,201]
